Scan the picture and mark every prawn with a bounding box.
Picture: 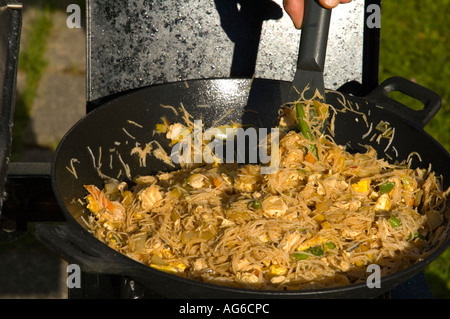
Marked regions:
[84,185,125,221]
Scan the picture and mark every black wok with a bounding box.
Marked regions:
[35,75,450,299]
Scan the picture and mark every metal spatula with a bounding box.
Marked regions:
[245,0,332,132]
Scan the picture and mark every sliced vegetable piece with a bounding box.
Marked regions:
[313,100,329,118]
[121,190,134,206]
[388,214,402,228]
[304,152,316,164]
[248,199,262,210]
[305,245,324,256]
[292,252,309,261]
[379,181,395,194]
[408,231,426,241]
[295,103,319,159]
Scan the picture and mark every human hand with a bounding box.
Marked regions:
[283,0,352,28]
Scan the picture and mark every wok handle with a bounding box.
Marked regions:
[34,223,142,275]
[34,223,190,297]
[365,76,441,127]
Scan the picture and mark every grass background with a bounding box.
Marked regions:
[6,0,449,298]
[379,0,450,298]
[379,0,450,150]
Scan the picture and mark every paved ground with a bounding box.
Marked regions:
[18,4,86,162]
[0,3,86,299]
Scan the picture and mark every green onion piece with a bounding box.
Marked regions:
[293,252,309,261]
[248,199,262,210]
[325,242,335,250]
[416,233,426,240]
[295,103,318,159]
[408,231,426,241]
[295,103,313,139]
[305,245,324,256]
[379,181,395,194]
[389,215,402,228]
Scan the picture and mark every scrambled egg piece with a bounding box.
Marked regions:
[374,193,391,212]
[269,264,287,276]
[352,179,371,193]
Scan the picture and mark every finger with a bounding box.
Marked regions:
[319,0,341,9]
[320,0,352,9]
[283,0,305,29]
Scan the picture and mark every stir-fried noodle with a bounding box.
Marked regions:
[82,96,449,290]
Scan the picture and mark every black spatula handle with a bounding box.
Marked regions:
[297,0,331,72]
